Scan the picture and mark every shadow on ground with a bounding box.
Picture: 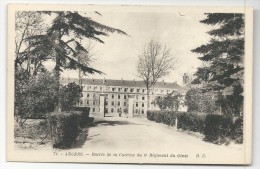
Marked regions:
[92,119,150,127]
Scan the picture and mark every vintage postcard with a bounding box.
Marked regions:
[7,4,253,164]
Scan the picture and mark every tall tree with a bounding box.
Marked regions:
[15,11,47,76]
[24,11,127,111]
[137,39,176,111]
[191,13,244,116]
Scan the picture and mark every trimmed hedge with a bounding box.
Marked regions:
[147,110,176,126]
[73,107,91,128]
[204,114,233,144]
[232,117,243,144]
[49,111,82,149]
[177,112,206,133]
[147,110,243,145]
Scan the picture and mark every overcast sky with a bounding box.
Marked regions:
[57,10,212,85]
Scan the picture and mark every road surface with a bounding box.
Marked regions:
[78,114,244,164]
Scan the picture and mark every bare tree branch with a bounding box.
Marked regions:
[137,39,176,110]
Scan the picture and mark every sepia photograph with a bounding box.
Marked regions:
[7,4,253,164]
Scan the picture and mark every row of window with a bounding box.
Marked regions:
[86,93,146,101]
[109,101,145,107]
[90,107,146,114]
[108,108,145,114]
[84,85,175,94]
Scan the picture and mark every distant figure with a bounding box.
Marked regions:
[119,108,122,117]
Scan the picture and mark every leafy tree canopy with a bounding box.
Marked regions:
[191,13,244,95]
[22,11,127,76]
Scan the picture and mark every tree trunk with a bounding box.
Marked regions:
[146,87,150,112]
[54,49,61,112]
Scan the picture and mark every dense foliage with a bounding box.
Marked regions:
[49,111,82,149]
[147,110,243,144]
[177,112,206,133]
[15,70,83,120]
[147,110,176,126]
[154,93,181,111]
[60,82,83,111]
[191,13,244,116]
[15,11,127,111]
[204,114,233,144]
[185,88,219,114]
[15,71,57,119]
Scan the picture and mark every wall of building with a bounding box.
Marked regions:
[78,83,186,115]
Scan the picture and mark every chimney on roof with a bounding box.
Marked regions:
[183,73,190,86]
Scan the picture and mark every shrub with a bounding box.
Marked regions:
[147,110,243,145]
[147,110,176,126]
[185,89,219,114]
[177,112,206,133]
[60,83,83,111]
[154,93,181,111]
[49,111,82,149]
[204,114,233,144]
[15,71,57,120]
[73,107,91,128]
[232,117,243,144]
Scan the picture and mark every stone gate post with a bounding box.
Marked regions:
[128,95,135,117]
[99,93,105,117]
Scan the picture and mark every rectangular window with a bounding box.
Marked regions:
[118,101,120,106]
[137,88,140,92]
[118,94,120,99]
[111,108,114,113]
[112,87,115,91]
[142,89,145,93]
[93,108,95,112]
[142,103,144,107]
[118,88,121,92]
[124,95,127,99]
[136,102,138,107]
[87,93,89,98]
[142,96,145,100]
[112,94,114,99]
[124,88,128,92]
[112,101,114,106]
[130,88,134,92]
[87,100,89,105]
[124,102,126,106]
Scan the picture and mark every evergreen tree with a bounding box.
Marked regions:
[191,13,244,116]
[25,11,127,111]
[26,11,127,77]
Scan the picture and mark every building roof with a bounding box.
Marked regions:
[61,78,186,91]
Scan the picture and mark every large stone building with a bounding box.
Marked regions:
[61,78,187,116]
